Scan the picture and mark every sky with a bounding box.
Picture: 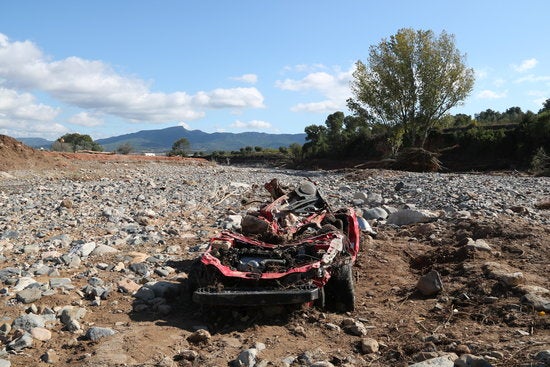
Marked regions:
[0,0,549,140]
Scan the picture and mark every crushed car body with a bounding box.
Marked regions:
[188,179,360,311]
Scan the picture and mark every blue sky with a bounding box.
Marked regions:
[1,0,549,140]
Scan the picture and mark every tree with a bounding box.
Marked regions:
[168,138,190,157]
[350,28,475,148]
[116,142,134,155]
[538,98,550,114]
[54,133,103,152]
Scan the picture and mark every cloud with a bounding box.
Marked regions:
[178,121,191,129]
[477,89,508,99]
[275,66,353,113]
[291,100,340,113]
[230,119,272,130]
[515,74,550,83]
[0,87,67,138]
[0,33,265,126]
[512,58,538,73]
[68,112,104,127]
[230,74,258,84]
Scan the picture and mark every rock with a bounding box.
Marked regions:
[41,349,60,363]
[535,350,550,364]
[175,349,198,361]
[7,332,33,351]
[464,238,492,252]
[417,270,443,296]
[521,293,550,312]
[232,348,258,367]
[360,338,379,354]
[58,306,87,326]
[187,329,211,344]
[30,327,52,341]
[0,359,10,367]
[85,326,116,341]
[342,320,367,336]
[16,287,42,304]
[454,354,494,367]
[482,262,525,287]
[310,362,335,367]
[362,207,388,220]
[408,353,458,367]
[117,278,141,294]
[387,209,439,226]
[357,217,377,235]
[12,314,45,331]
[12,277,37,291]
[91,244,119,255]
[49,278,73,289]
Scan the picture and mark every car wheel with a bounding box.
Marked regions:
[325,262,355,312]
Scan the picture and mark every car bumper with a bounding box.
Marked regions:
[192,284,320,306]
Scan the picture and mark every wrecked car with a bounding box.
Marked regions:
[188,179,360,312]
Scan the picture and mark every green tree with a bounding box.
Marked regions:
[538,98,550,114]
[55,133,103,152]
[350,28,475,148]
[116,142,134,155]
[168,138,190,157]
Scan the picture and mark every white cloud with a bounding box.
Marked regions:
[291,100,340,113]
[0,87,66,138]
[275,66,353,113]
[230,74,258,84]
[475,68,489,80]
[477,89,508,99]
[0,33,265,126]
[68,112,103,127]
[230,119,272,130]
[512,58,538,73]
[515,74,550,83]
[178,121,191,129]
[493,78,506,87]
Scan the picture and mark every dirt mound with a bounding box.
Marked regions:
[0,134,60,171]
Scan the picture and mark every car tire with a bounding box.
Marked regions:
[325,262,355,312]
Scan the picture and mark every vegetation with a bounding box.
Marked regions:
[167,138,191,157]
[350,28,475,149]
[52,133,103,152]
[116,142,134,155]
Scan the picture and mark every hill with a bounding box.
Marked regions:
[95,126,306,153]
[17,126,306,153]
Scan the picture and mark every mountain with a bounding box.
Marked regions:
[17,137,54,149]
[95,126,306,152]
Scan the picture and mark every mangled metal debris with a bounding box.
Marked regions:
[188,179,360,311]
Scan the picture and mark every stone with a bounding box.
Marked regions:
[30,327,52,341]
[117,278,141,294]
[465,238,492,252]
[360,338,379,354]
[0,359,10,367]
[85,326,116,341]
[408,353,458,367]
[41,349,60,364]
[187,329,211,344]
[91,244,119,255]
[521,293,550,312]
[387,209,439,226]
[233,348,258,367]
[454,354,494,367]
[12,314,45,331]
[483,262,525,287]
[16,287,42,304]
[417,270,443,296]
[362,207,388,220]
[7,332,33,351]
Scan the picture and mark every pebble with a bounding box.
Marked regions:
[0,163,548,367]
[85,326,116,341]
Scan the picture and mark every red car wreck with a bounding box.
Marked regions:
[188,179,360,312]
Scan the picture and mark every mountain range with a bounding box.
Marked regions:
[18,126,307,153]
